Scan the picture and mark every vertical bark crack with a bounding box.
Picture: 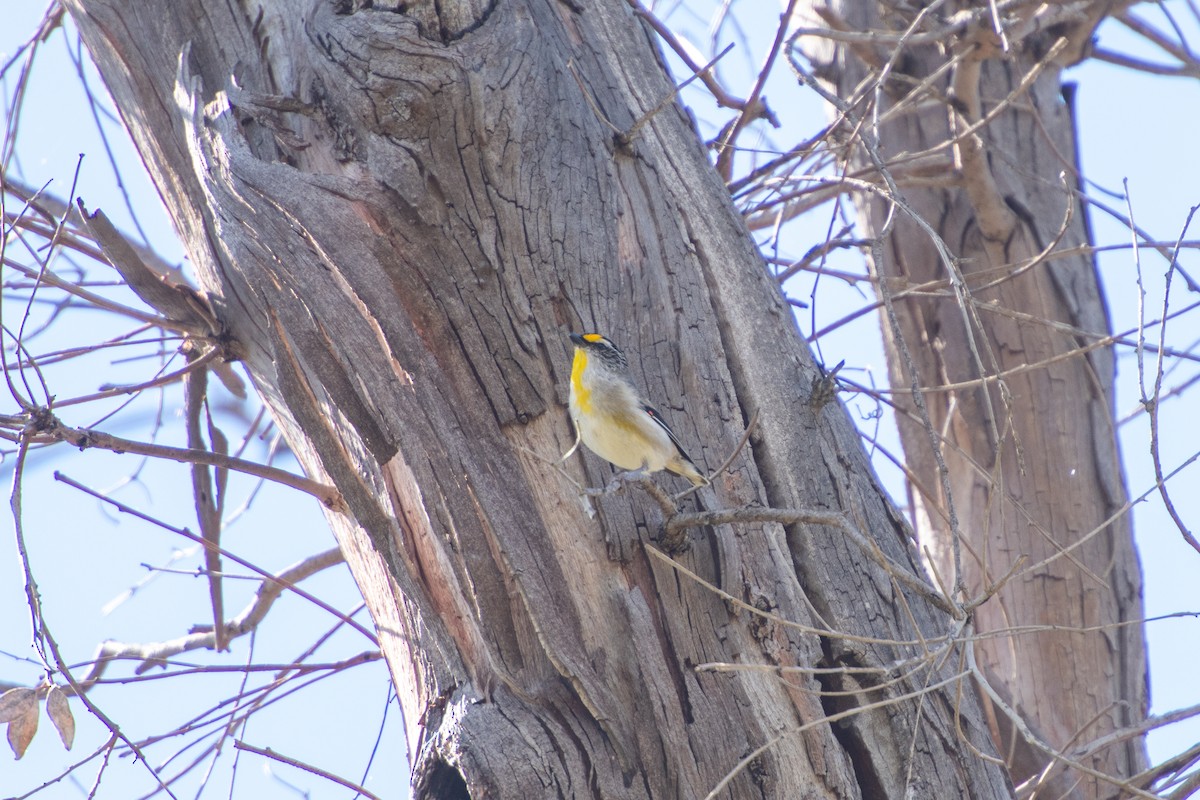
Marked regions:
[814,646,888,800]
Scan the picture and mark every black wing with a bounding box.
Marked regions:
[642,403,695,463]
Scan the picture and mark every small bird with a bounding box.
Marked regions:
[564,332,708,487]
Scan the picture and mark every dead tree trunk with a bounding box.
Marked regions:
[793,2,1148,797]
[67,1,1015,796]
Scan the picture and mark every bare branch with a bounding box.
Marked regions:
[233,740,383,800]
[624,0,750,113]
[664,503,955,616]
[52,473,372,643]
[1142,204,1200,554]
[713,0,792,178]
[76,201,217,334]
[77,548,346,687]
[15,413,344,509]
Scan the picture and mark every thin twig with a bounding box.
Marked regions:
[53,473,374,644]
[620,43,736,146]
[233,740,383,800]
[51,344,219,409]
[29,415,344,509]
[714,0,794,178]
[707,407,759,483]
[76,548,346,688]
[664,504,954,615]
[703,668,971,799]
[966,642,1161,800]
[625,0,749,111]
[1145,205,1200,554]
[565,58,622,137]
[645,545,949,648]
[9,429,179,798]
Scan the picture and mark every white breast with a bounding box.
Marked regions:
[571,371,672,473]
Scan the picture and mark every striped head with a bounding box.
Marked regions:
[569,332,629,417]
[569,332,628,371]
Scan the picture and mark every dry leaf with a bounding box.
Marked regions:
[46,686,75,750]
[0,687,36,723]
[6,697,38,759]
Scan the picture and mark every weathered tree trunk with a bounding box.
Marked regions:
[794,2,1148,797]
[66,1,1014,796]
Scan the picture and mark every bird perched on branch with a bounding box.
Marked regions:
[564,332,708,487]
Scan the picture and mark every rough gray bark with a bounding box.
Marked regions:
[793,2,1148,797]
[65,0,1013,797]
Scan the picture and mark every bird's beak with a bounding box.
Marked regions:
[569,332,587,347]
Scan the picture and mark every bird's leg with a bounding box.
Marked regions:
[615,457,653,485]
[585,469,649,498]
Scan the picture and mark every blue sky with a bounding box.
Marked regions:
[3,2,1198,798]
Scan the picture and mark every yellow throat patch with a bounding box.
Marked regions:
[570,346,592,413]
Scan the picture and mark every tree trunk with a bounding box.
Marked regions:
[66,1,1014,796]
[793,2,1148,797]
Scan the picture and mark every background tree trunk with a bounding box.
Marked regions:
[65,0,1019,796]
[793,2,1148,797]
